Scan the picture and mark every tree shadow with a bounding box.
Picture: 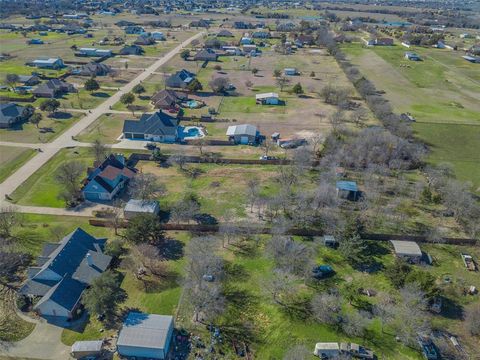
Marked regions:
[91,92,111,98]
[194,213,218,225]
[52,111,72,119]
[160,238,184,260]
[438,296,464,320]
[223,262,250,282]
[278,295,311,321]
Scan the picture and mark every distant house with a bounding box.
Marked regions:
[252,31,270,39]
[295,34,314,46]
[18,75,40,86]
[0,103,28,128]
[226,124,259,144]
[189,19,210,28]
[134,35,156,45]
[240,37,252,45]
[27,38,44,45]
[234,21,252,29]
[79,62,112,76]
[165,69,195,89]
[462,55,480,63]
[242,44,258,54]
[125,25,145,34]
[374,38,394,46]
[19,228,111,320]
[151,89,188,110]
[390,240,422,264]
[256,92,280,105]
[33,79,75,98]
[336,180,359,201]
[151,32,166,41]
[124,199,160,220]
[222,46,243,56]
[193,49,218,62]
[117,312,174,359]
[31,58,64,69]
[82,154,136,202]
[217,29,234,37]
[116,21,137,28]
[78,48,112,57]
[284,68,298,76]
[120,45,144,55]
[405,51,422,61]
[123,111,179,143]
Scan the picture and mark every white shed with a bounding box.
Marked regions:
[124,199,160,220]
[71,340,103,359]
[117,312,174,359]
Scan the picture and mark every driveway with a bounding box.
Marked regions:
[0,318,70,360]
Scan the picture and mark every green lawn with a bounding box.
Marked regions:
[414,123,480,190]
[0,146,36,183]
[76,113,132,143]
[218,95,287,115]
[57,89,116,110]
[0,111,83,143]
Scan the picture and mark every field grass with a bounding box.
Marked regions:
[0,111,83,143]
[0,146,36,183]
[76,113,133,143]
[56,89,116,110]
[0,287,35,342]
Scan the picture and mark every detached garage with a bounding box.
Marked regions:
[117,312,174,359]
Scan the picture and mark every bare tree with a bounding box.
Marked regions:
[90,138,107,164]
[0,206,21,239]
[341,310,371,338]
[276,76,290,92]
[311,292,342,325]
[125,244,169,280]
[129,173,165,201]
[104,200,124,235]
[55,161,84,206]
[465,303,480,336]
[246,178,260,213]
[266,235,313,277]
[0,240,31,289]
[351,107,368,127]
[168,152,187,170]
[170,195,200,224]
[263,268,298,307]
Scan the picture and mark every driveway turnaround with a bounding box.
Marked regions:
[0,31,204,209]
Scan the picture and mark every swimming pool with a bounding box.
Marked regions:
[178,126,205,140]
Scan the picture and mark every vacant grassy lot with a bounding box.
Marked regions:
[0,111,83,143]
[0,146,36,183]
[76,113,134,143]
[340,42,480,188]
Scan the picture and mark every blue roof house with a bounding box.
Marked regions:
[20,228,111,321]
[336,181,360,201]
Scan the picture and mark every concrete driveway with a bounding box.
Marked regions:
[0,318,70,360]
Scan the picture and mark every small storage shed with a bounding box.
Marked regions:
[124,199,160,219]
[226,124,258,144]
[284,68,298,76]
[323,235,337,247]
[255,92,280,105]
[71,340,103,359]
[117,312,174,359]
[336,181,359,201]
[314,342,340,358]
[390,240,422,263]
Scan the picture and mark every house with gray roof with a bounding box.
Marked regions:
[226,124,259,144]
[33,79,76,98]
[0,103,29,128]
[124,199,160,219]
[117,312,174,359]
[123,111,179,143]
[390,240,423,264]
[18,75,40,86]
[20,228,111,320]
[165,69,195,89]
[79,62,112,77]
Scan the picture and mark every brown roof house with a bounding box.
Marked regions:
[151,89,188,110]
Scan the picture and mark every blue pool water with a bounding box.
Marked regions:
[187,100,199,108]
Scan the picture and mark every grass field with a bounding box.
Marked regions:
[340,42,480,188]
[0,146,36,183]
[0,111,83,143]
[76,113,133,143]
[0,287,35,342]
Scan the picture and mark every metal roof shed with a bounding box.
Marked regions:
[390,240,422,258]
[117,312,174,359]
[71,340,103,359]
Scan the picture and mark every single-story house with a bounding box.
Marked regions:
[193,49,218,62]
[151,32,166,41]
[252,31,270,39]
[120,44,144,55]
[284,67,298,76]
[18,75,40,86]
[27,38,44,45]
[134,35,156,45]
[79,62,112,76]
[151,89,188,110]
[19,228,111,320]
[82,154,136,202]
[78,48,112,57]
[71,340,103,359]
[226,124,259,145]
[33,79,76,98]
[374,37,394,46]
[242,44,258,54]
[117,312,174,359]
[189,20,210,28]
[125,25,145,34]
[0,103,29,128]
[390,240,422,263]
[165,69,195,89]
[295,34,315,46]
[240,36,252,45]
[222,46,243,56]
[123,111,179,143]
[405,52,422,61]
[124,199,160,220]
[256,92,280,105]
[314,343,340,358]
[31,58,64,69]
[217,29,234,37]
[336,180,360,201]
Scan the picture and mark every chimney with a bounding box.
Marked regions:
[86,252,93,267]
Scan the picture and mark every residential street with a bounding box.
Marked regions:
[0,31,204,210]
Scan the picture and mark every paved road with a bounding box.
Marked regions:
[0,31,204,208]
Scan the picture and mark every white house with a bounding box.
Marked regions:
[32,58,64,69]
[78,48,112,57]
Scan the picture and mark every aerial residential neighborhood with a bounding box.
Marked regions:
[0,0,479,360]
